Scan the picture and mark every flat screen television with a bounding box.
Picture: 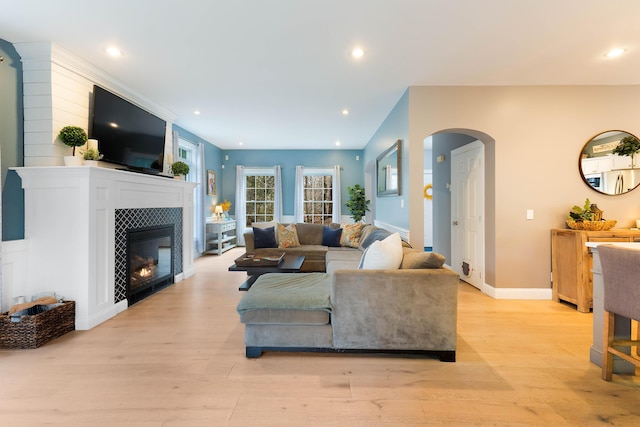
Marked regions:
[89,85,167,173]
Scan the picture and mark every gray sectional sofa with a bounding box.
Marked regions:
[237,222,460,361]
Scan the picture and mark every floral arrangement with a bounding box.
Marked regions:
[221,200,232,212]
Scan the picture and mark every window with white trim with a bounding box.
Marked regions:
[245,174,275,227]
[303,170,333,225]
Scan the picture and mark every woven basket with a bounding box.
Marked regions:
[566,220,617,231]
[0,301,75,349]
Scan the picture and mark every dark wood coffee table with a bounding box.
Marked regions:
[229,252,305,291]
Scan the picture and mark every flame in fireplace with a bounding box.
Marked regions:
[138,266,153,277]
[130,256,158,290]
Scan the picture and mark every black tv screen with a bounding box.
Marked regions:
[90,85,167,172]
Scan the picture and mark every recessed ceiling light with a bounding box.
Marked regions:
[106,47,122,57]
[606,48,625,58]
[109,122,119,128]
[342,109,349,116]
[351,47,364,59]
[194,110,201,115]
[239,141,244,146]
[335,140,341,146]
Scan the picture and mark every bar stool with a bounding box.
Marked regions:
[598,244,640,381]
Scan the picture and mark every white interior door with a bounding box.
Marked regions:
[451,140,484,290]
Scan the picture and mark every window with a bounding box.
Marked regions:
[245,174,275,227]
[295,166,341,224]
[303,174,333,224]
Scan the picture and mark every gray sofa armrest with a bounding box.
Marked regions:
[331,268,459,351]
[244,229,255,252]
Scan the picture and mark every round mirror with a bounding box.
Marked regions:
[579,130,640,195]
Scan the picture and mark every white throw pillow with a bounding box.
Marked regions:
[358,232,403,270]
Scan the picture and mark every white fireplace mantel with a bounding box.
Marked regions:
[13,166,197,330]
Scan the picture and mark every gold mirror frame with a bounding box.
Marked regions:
[579,130,640,195]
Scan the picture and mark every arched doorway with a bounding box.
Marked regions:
[424,129,495,295]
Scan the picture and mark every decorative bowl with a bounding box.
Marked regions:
[566,219,617,231]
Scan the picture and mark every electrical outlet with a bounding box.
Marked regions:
[401,200,405,208]
[526,209,534,220]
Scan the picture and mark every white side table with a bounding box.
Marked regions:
[206,219,237,255]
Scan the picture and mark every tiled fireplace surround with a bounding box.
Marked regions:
[14,167,197,330]
[114,208,183,303]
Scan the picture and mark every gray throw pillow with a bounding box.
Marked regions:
[400,250,446,269]
[359,227,392,249]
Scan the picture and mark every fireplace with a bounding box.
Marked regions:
[126,225,175,305]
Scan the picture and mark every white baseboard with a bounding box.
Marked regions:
[76,300,128,330]
[483,283,552,300]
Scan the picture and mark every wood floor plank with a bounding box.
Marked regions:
[1,246,638,426]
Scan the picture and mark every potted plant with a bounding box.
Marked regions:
[58,126,87,166]
[612,135,640,168]
[80,147,104,167]
[345,184,370,222]
[171,161,190,179]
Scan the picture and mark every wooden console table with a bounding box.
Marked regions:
[551,228,640,312]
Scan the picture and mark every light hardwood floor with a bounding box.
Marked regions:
[1,247,638,426]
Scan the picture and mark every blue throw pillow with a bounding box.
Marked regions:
[253,226,277,249]
[322,226,342,247]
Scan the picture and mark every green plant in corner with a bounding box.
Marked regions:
[568,198,594,222]
[171,161,190,176]
[346,184,370,222]
[57,126,87,156]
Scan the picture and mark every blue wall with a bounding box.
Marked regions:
[363,89,409,229]
[0,39,24,241]
[172,125,223,217]
[220,150,364,217]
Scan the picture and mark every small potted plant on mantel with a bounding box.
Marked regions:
[171,161,190,180]
[58,126,87,166]
[81,147,104,167]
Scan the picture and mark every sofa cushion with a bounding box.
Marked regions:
[326,249,363,274]
[322,226,343,247]
[295,222,324,245]
[253,226,277,249]
[277,223,300,248]
[280,245,327,260]
[358,232,403,270]
[340,222,364,248]
[401,249,446,269]
[237,273,332,314]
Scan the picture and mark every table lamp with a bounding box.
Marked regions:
[214,205,223,219]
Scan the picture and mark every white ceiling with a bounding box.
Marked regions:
[1,0,640,150]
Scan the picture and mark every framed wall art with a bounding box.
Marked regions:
[207,170,216,196]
